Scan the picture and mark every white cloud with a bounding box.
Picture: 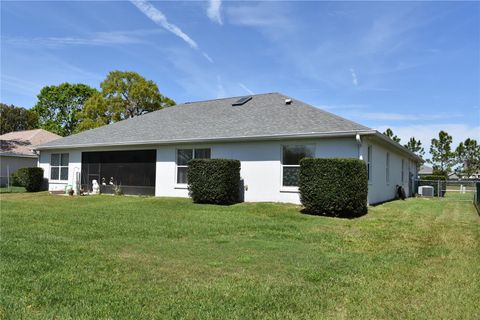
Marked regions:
[130,0,198,49]
[1,75,42,96]
[350,68,358,86]
[130,0,213,63]
[207,0,223,25]
[226,3,291,28]
[239,83,254,95]
[202,52,214,64]
[3,29,163,47]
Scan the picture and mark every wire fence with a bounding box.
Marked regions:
[474,182,480,215]
[416,179,479,203]
[0,177,26,194]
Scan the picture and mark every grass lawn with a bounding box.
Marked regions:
[1,193,479,319]
[0,186,26,194]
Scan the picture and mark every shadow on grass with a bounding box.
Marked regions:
[369,197,405,207]
[299,207,368,220]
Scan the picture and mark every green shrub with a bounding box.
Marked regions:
[11,167,44,192]
[419,174,446,181]
[10,171,23,187]
[187,159,241,205]
[299,158,368,217]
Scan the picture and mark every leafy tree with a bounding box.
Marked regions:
[75,92,110,132]
[428,130,454,175]
[383,128,401,143]
[455,138,480,178]
[404,137,425,159]
[0,103,39,134]
[100,71,174,120]
[76,71,175,132]
[32,83,97,136]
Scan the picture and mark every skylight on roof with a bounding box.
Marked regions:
[232,96,252,106]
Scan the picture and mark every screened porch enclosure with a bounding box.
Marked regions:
[81,150,156,195]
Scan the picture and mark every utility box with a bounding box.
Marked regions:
[418,186,434,197]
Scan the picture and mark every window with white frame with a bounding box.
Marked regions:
[176,148,211,184]
[282,145,315,187]
[367,145,372,182]
[401,159,405,183]
[50,153,69,181]
[386,152,390,184]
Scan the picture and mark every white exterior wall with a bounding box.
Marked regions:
[156,138,358,204]
[361,137,418,204]
[38,149,82,192]
[40,136,417,204]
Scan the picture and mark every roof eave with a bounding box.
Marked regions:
[365,131,423,163]
[35,130,376,150]
[0,152,38,158]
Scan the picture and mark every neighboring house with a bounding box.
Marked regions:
[0,129,61,186]
[418,165,433,176]
[469,171,480,179]
[35,93,421,204]
[448,172,460,180]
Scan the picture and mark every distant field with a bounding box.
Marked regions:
[1,193,479,319]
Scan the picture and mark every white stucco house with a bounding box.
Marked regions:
[35,93,421,204]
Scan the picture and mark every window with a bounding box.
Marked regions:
[367,145,372,182]
[401,159,405,183]
[50,153,69,181]
[282,145,315,187]
[386,152,390,184]
[176,148,211,184]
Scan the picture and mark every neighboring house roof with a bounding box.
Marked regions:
[419,165,433,175]
[448,172,459,179]
[35,92,421,161]
[0,129,61,158]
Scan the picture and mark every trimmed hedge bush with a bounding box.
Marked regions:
[419,174,447,181]
[299,158,368,217]
[11,167,44,192]
[187,159,241,205]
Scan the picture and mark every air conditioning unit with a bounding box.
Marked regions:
[418,186,434,197]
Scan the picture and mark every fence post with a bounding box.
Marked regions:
[438,180,440,198]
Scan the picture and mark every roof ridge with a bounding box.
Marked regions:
[178,92,278,106]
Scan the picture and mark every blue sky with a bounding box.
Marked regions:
[1,0,479,148]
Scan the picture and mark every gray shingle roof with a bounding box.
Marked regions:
[37,93,372,149]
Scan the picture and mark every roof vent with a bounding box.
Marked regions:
[285,98,292,104]
[232,96,252,106]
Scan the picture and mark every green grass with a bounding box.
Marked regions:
[0,186,26,194]
[1,193,479,319]
[443,191,476,201]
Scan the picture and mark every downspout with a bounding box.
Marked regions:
[356,133,367,206]
[355,133,363,160]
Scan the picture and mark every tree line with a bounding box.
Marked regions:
[0,71,175,137]
[384,128,479,179]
